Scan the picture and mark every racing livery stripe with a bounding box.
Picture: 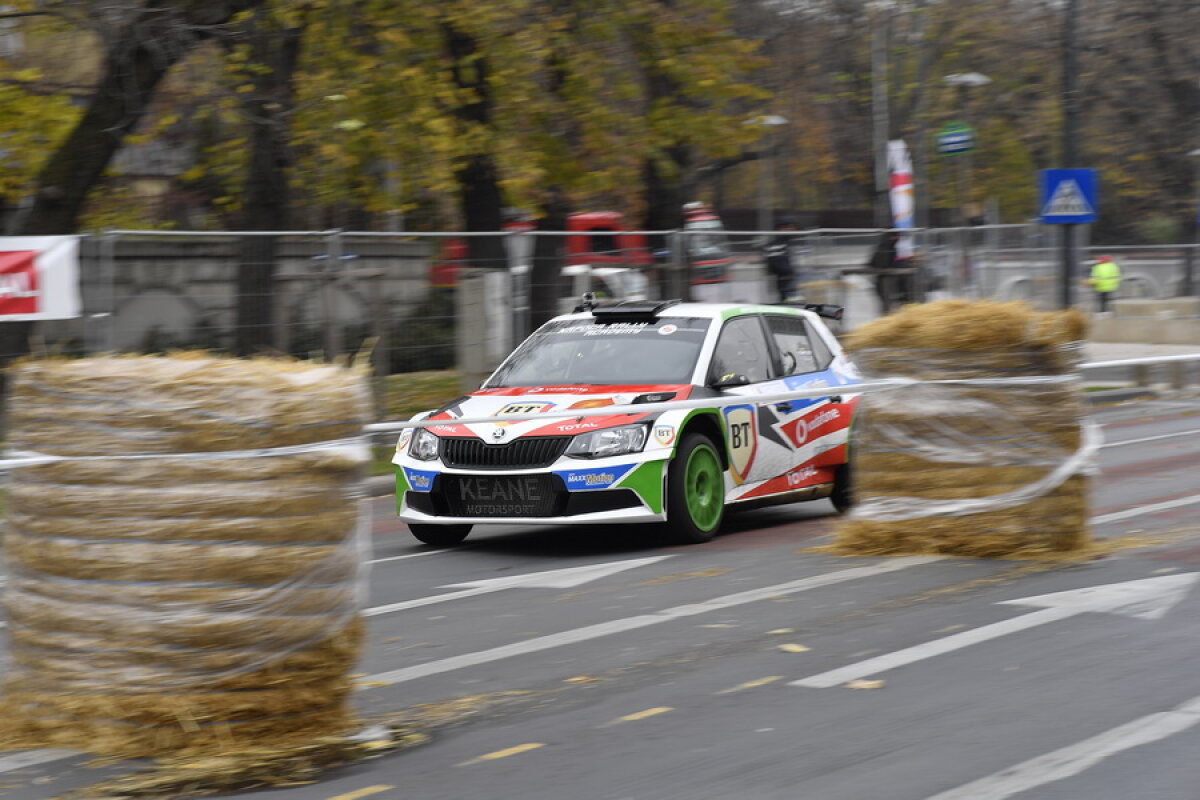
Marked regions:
[734,462,838,501]
[618,460,668,515]
[394,467,411,515]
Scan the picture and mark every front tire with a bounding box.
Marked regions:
[408,523,472,547]
[664,433,726,544]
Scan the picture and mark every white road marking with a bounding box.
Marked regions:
[923,694,1200,800]
[1092,493,1200,525]
[368,549,453,565]
[363,556,671,617]
[1101,427,1200,449]
[361,556,939,687]
[0,748,78,773]
[790,573,1199,688]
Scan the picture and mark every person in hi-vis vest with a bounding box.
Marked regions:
[1088,255,1121,313]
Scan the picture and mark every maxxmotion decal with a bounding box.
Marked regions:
[554,464,635,490]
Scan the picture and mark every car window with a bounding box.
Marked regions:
[487,317,711,387]
[806,320,834,370]
[708,317,774,385]
[765,315,823,375]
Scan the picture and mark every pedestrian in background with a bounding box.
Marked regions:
[764,219,798,302]
[1088,254,1122,313]
[868,230,901,313]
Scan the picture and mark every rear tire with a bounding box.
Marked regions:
[664,433,726,544]
[408,523,472,547]
[831,463,853,514]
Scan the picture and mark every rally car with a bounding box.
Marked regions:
[393,298,862,547]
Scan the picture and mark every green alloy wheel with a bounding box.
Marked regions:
[665,433,725,544]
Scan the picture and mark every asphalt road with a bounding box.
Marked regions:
[3,395,1200,800]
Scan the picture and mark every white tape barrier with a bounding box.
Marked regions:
[852,421,1103,522]
[2,352,1195,471]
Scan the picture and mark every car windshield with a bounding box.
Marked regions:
[486,317,711,387]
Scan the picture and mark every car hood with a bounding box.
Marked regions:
[420,384,695,440]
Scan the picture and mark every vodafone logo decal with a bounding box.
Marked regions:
[790,407,841,445]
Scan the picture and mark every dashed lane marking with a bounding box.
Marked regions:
[457,743,545,766]
[326,786,394,800]
[602,707,673,727]
[716,676,785,694]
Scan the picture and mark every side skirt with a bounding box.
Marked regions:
[727,481,834,512]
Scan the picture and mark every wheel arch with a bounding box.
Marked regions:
[678,410,728,471]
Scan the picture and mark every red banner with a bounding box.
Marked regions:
[0,251,40,315]
[0,237,81,320]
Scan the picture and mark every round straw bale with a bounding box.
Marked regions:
[5,533,352,585]
[8,506,358,545]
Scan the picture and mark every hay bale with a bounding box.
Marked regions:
[0,354,371,757]
[833,301,1093,558]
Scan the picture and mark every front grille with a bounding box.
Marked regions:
[438,473,564,517]
[440,436,570,470]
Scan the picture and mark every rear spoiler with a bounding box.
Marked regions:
[771,300,843,320]
[804,303,844,321]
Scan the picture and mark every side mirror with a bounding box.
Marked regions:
[711,373,751,389]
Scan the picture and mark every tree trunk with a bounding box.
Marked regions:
[531,190,570,330]
[445,23,505,270]
[0,0,267,370]
[235,10,304,356]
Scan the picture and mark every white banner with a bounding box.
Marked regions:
[0,236,82,321]
[887,139,915,260]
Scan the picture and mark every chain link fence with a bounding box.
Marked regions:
[18,226,1199,381]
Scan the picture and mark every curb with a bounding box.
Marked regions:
[365,474,394,497]
[1083,387,1159,405]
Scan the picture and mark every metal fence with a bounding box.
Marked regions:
[21,226,1200,378]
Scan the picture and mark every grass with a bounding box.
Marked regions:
[372,370,463,476]
[385,370,463,420]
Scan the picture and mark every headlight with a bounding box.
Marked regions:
[409,428,440,461]
[565,424,649,459]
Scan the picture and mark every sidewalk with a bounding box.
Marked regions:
[1083,341,1200,363]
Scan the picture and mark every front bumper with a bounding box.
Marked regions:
[394,460,668,526]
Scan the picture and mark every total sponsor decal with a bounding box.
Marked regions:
[787,465,820,487]
[653,425,676,447]
[787,406,841,447]
[403,467,439,493]
[554,464,634,491]
[396,429,414,452]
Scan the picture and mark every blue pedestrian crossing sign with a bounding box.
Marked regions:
[1039,169,1098,224]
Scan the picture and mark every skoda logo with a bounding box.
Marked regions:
[491,428,507,441]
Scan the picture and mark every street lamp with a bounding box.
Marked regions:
[941,72,990,295]
[941,72,992,226]
[747,114,789,237]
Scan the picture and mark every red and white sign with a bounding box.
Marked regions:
[0,236,81,320]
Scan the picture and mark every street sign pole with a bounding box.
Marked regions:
[1060,0,1081,309]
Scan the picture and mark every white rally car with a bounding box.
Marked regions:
[393,299,861,546]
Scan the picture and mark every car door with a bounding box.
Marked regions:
[761,313,852,486]
[706,315,791,492]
